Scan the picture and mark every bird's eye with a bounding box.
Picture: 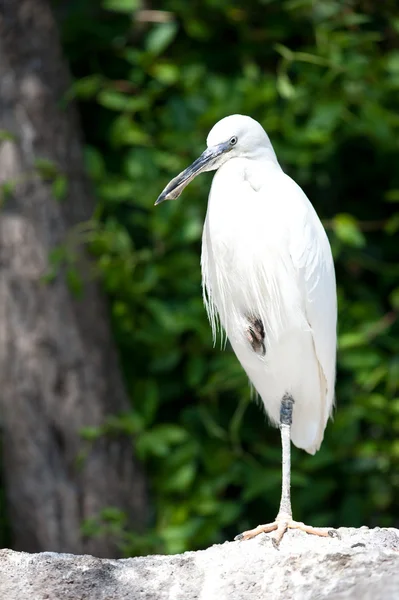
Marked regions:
[229,136,238,146]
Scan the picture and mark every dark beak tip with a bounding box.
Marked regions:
[154,195,166,206]
[155,144,216,207]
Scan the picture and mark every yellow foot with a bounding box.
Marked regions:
[235,516,338,548]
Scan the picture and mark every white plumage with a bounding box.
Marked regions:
[156,114,338,544]
[201,120,336,453]
[198,115,336,454]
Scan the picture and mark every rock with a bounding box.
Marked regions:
[0,527,398,599]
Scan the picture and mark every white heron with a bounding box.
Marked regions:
[155,114,337,546]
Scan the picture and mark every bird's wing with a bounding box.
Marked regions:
[286,176,337,422]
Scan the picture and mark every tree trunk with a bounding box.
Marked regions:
[0,0,148,557]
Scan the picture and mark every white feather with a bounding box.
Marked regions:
[200,116,337,454]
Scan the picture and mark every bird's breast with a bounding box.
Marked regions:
[205,166,288,272]
[202,167,303,348]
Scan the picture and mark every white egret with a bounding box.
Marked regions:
[155,114,337,546]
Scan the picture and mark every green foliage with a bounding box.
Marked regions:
[56,0,398,554]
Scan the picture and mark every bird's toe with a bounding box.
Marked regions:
[328,529,340,539]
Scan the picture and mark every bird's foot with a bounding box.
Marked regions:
[235,514,338,548]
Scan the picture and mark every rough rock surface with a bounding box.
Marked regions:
[0,527,398,600]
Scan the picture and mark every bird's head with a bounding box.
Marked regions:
[155,114,277,205]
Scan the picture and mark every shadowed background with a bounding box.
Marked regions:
[0,0,398,556]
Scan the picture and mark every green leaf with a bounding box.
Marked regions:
[104,412,145,436]
[52,175,68,201]
[152,424,189,445]
[80,426,102,441]
[0,129,17,142]
[146,22,178,56]
[151,64,179,85]
[276,73,295,99]
[163,463,196,492]
[136,424,189,459]
[99,178,135,201]
[389,288,399,310]
[69,75,104,100]
[385,214,399,235]
[384,190,399,203]
[98,89,129,111]
[110,114,151,146]
[66,267,84,298]
[339,332,366,349]
[84,146,105,181]
[274,43,294,61]
[386,51,399,74]
[0,179,16,204]
[100,507,127,523]
[34,158,59,180]
[333,214,366,247]
[102,0,140,13]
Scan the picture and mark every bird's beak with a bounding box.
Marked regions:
[155,143,229,205]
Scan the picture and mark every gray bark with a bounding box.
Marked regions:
[0,527,398,599]
[0,0,147,556]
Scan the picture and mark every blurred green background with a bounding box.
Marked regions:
[55,0,398,555]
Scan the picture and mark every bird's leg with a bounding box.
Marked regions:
[246,316,266,355]
[235,394,337,547]
[275,393,294,520]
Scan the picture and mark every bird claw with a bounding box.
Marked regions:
[328,529,340,539]
[235,518,337,548]
[271,538,281,550]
